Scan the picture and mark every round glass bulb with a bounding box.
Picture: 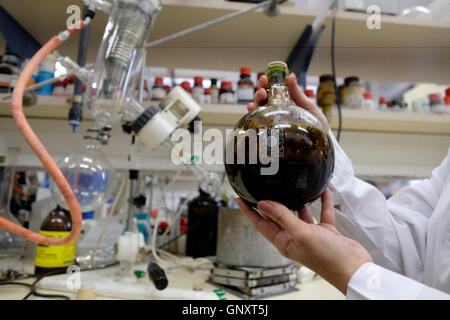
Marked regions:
[224,61,335,210]
[50,143,116,212]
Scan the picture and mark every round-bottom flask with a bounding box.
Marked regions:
[50,139,115,212]
[224,61,335,210]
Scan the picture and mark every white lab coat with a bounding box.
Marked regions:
[311,132,450,299]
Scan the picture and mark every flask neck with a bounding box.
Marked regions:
[267,84,291,107]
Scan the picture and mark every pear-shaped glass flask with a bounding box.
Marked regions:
[224,61,335,210]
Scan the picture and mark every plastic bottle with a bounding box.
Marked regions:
[179,81,192,96]
[192,76,204,104]
[185,189,218,258]
[236,67,254,104]
[151,77,166,101]
[36,54,57,96]
[164,85,171,95]
[444,87,450,113]
[34,206,76,277]
[219,81,235,104]
[344,76,364,109]
[411,98,429,113]
[204,87,211,104]
[363,92,376,111]
[210,78,219,104]
[379,97,388,111]
[429,93,444,114]
[389,100,401,112]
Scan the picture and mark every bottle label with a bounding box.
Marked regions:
[345,93,364,109]
[192,87,204,104]
[35,231,76,268]
[211,90,219,104]
[237,85,254,102]
[220,92,235,104]
[53,87,65,97]
[36,71,55,96]
[151,88,166,101]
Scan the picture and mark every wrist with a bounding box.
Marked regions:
[341,258,373,295]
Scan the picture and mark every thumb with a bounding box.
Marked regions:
[320,189,336,226]
[287,73,330,131]
[287,73,316,113]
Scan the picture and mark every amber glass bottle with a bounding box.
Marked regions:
[34,206,76,277]
[185,189,218,258]
[224,61,335,210]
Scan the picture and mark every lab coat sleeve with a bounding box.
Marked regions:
[346,262,450,300]
[322,131,449,278]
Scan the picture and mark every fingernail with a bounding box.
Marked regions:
[290,73,297,81]
[257,201,273,213]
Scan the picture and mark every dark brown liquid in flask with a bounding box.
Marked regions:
[34,206,76,277]
[224,61,335,210]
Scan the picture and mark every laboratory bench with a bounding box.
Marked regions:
[0,259,344,300]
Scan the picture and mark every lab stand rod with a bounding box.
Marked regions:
[144,0,284,48]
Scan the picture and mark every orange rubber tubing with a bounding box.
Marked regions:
[1,23,88,246]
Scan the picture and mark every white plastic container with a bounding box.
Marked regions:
[363,92,377,111]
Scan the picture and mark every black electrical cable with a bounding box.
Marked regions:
[0,281,66,300]
[22,269,71,300]
[0,282,31,288]
[157,212,207,250]
[331,1,342,142]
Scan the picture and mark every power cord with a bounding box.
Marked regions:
[331,1,342,142]
[0,271,69,300]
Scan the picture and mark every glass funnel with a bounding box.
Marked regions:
[224,61,335,210]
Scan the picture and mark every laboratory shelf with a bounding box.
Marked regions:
[1,0,449,84]
[200,103,450,135]
[1,95,449,135]
[0,94,83,120]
